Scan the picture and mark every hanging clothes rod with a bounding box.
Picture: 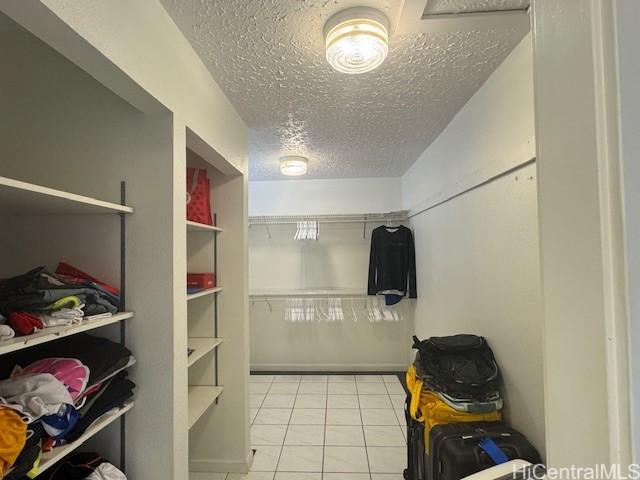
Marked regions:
[408,158,536,219]
[249,289,367,297]
[248,211,409,226]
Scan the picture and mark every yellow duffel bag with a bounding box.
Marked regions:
[406,365,502,451]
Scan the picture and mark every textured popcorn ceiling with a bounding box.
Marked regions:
[424,0,529,15]
[160,0,527,180]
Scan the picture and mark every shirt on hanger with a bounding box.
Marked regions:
[367,225,417,299]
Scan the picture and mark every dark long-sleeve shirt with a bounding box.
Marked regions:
[367,225,417,298]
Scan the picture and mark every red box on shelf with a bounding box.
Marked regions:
[187,273,216,290]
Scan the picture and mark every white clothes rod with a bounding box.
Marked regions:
[250,289,367,297]
[249,211,408,226]
[408,158,536,220]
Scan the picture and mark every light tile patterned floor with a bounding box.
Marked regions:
[191,374,407,480]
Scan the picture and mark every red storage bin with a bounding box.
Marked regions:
[187,273,216,290]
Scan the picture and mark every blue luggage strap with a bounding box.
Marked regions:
[479,437,510,465]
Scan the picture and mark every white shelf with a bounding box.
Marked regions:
[188,385,223,429]
[187,220,224,233]
[249,289,366,297]
[0,312,134,356]
[37,401,134,475]
[188,337,223,367]
[187,287,223,301]
[248,211,409,225]
[0,176,133,215]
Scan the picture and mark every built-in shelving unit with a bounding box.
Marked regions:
[0,312,134,355]
[37,402,134,474]
[0,175,135,474]
[187,287,224,301]
[188,386,224,429]
[186,148,225,454]
[185,140,251,476]
[188,337,223,367]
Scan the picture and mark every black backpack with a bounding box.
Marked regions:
[412,334,500,397]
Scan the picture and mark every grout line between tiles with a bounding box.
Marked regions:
[357,386,373,477]
[273,378,300,473]
[321,378,328,480]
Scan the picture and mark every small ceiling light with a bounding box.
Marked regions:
[324,7,389,75]
[280,156,308,176]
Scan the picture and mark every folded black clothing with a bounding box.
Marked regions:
[84,355,135,393]
[78,371,127,415]
[0,267,41,298]
[2,444,40,480]
[65,376,135,443]
[0,334,134,386]
[0,294,44,315]
[38,452,104,480]
[24,421,46,449]
[0,267,120,316]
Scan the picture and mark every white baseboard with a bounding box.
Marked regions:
[190,450,254,474]
[250,363,407,372]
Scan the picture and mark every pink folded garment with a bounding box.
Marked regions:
[20,358,89,401]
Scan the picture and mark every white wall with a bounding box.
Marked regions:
[616,0,640,461]
[1,0,247,172]
[249,222,412,371]
[249,177,403,216]
[249,177,410,372]
[532,0,633,467]
[402,34,545,454]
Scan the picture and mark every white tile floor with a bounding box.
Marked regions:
[191,374,407,480]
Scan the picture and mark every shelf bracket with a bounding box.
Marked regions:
[264,295,272,312]
[119,180,127,474]
[214,230,220,405]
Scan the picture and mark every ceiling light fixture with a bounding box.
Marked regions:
[324,7,389,75]
[280,156,308,176]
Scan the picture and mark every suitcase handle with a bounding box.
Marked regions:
[478,437,510,465]
[461,432,512,440]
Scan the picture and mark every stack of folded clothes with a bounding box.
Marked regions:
[0,334,135,479]
[0,263,121,341]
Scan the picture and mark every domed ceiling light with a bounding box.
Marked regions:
[324,7,389,75]
[280,156,308,176]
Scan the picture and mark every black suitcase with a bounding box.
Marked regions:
[404,395,426,480]
[427,422,542,480]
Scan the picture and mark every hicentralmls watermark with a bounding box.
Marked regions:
[519,464,640,480]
